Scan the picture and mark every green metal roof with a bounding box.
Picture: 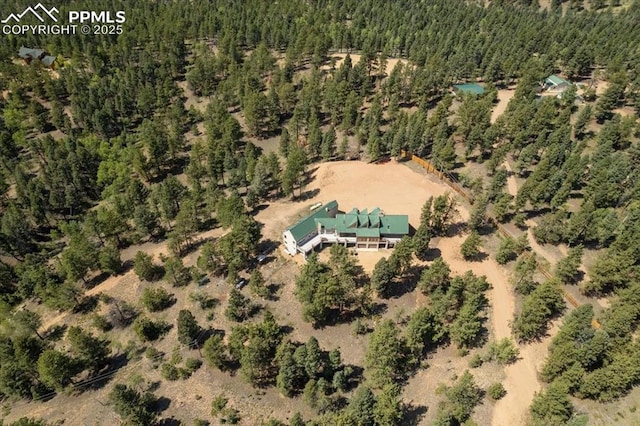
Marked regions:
[286,200,338,241]
[453,83,485,95]
[381,215,409,235]
[546,74,570,86]
[356,228,380,238]
[315,207,409,238]
[41,56,56,67]
[19,46,44,59]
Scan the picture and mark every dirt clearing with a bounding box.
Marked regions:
[491,88,515,123]
[256,160,452,245]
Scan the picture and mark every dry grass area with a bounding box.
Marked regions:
[177,80,212,113]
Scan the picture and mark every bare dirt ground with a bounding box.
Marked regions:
[491,88,516,124]
[613,106,637,117]
[256,160,451,245]
[437,231,547,426]
[177,80,211,113]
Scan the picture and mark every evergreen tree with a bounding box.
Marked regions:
[460,231,482,261]
[177,309,202,347]
[37,350,77,391]
[365,320,410,387]
[203,334,227,370]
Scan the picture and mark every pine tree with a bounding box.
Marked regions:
[555,245,583,284]
[460,232,482,261]
[177,309,202,347]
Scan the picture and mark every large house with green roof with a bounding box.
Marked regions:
[283,201,409,257]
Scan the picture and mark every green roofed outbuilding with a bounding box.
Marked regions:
[453,83,485,96]
[544,74,571,91]
[18,46,57,69]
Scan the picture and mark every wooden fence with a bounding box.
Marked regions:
[401,151,474,204]
[402,151,601,329]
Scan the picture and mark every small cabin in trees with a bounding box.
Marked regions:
[544,74,571,92]
[18,46,57,69]
[283,201,409,257]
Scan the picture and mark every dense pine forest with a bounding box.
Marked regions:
[1,0,640,425]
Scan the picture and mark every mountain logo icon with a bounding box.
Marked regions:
[2,3,59,24]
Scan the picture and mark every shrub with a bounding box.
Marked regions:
[487,382,506,400]
[92,314,112,332]
[485,338,519,365]
[189,291,218,310]
[133,317,171,342]
[352,318,370,335]
[469,354,483,368]
[211,394,228,416]
[145,347,164,367]
[222,408,241,424]
[185,358,203,373]
[140,287,174,312]
[161,363,180,381]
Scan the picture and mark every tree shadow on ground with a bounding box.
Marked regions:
[446,221,467,237]
[45,324,67,341]
[73,294,100,314]
[298,188,320,200]
[385,268,421,299]
[345,365,365,391]
[477,222,497,236]
[264,282,281,301]
[463,251,489,262]
[250,203,269,215]
[313,303,387,329]
[86,271,111,290]
[403,404,429,426]
[153,396,172,413]
[417,247,442,262]
[78,352,130,392]
[274,324,293,337]
[157,418,180,426]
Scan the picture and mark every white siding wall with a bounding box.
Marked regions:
[283,230,298,255]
